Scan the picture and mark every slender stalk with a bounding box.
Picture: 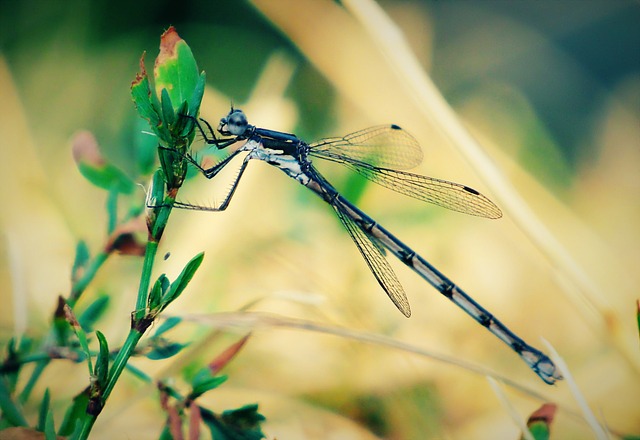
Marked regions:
[134,240,158,320]
[69,251,110,306]
[77,197,175,438]
[17,359,48,404]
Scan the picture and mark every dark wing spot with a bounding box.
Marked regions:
[390,124,402,130]
[463,185,480,195]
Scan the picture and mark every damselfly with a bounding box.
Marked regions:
[174,108,562,385]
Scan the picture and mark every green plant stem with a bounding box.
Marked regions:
[134,241,159,320]
[70,251,110,306]
[77,311,147,438]
[104,331,144,402]
[78,201,173,439]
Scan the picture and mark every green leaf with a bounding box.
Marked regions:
[161,88,176,127]
[172,101,193,140]
[221,405,266,436]
[149,169,167,207]
[131,53,162,133]
[149,274,169,311]
[201,404,266,440]
[145,341,188,361]
[64,303,93,375]
[95,331,109,388]
[190,368,227,399]
[37,389,50,431]
[133,117,158,176]
[43,409,56,440]
[71,240,90,283]
[153,316,183,337]
[58,390,90,436]
[154,26,199,112]
[78,295,110,332]
[71,131,135,194]
[160,252,204,311]
[106,187,119,234]
[76,161,135,194]
[187,72,206,118]
[0,375,27,426]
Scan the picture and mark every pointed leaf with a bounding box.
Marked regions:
[154,26,199,112]
[37,389,50,431]
[150,168,167,204]
[133,117,158,175]
[221,404,266,437]
[172,101,193,140]
[43,409,56,440]
[149,274,169,311]
[153,316,183,337]
[131,53,162,131]
[201,404,266,440]
[190,368,227,399]
[208,334,251,375]
[78,295,110,332]
[58,390,90,436]
[0,375,27,426]
[95,331,109,388]
[161,88,176,127]
[62,301,93,375]
[106,187,119,234]
[71,241,90,284]
[71,131,135,194]
[187,72,206,118]
[146,341,188,361]
[160,252,204,311]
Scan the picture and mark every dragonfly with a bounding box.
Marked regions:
[173,107,562,385]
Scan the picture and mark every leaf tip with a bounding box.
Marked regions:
[71,130,105,168]
[157,26,183,66]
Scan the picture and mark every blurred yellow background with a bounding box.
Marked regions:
[1,0,638,439]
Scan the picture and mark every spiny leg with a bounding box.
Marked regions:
[173,158,251,212]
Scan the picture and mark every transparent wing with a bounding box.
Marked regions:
[309,125,423,170]
[342,162,503,219]
[333,202,411,317]
[309,126,501,219]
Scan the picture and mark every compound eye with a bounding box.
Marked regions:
[226,110,248,136]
